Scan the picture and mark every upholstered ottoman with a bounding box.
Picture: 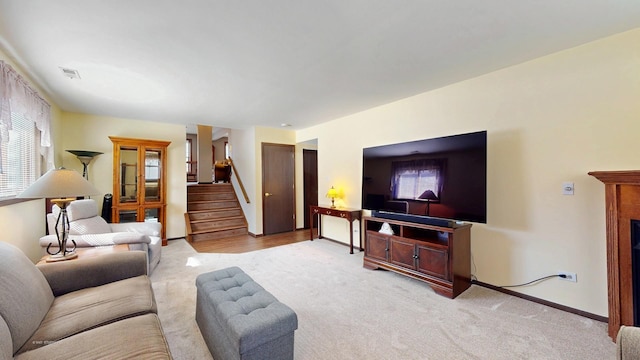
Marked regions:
[195,267,298,360]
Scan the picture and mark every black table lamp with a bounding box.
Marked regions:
[418,190,439,216]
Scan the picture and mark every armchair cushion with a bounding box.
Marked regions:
[51,199,112,235]
[0,243,54,355]
[68,216,112,235]
[18,275,157,354]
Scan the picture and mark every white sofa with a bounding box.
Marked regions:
[41,199,162,274]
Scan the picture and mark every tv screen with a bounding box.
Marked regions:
[362,130,487,224]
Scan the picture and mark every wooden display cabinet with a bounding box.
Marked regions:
[110,136,171,245]
[363,216,471,298]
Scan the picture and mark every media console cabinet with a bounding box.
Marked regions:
[363,216,472,299]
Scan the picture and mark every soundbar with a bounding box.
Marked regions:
[371,210,457,228]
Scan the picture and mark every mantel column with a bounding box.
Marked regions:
[589,170,640,340]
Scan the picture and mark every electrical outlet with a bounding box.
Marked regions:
[559,271,577,282]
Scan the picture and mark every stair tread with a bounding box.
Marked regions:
[188,207,240,213]
[190,216,246,224]
[189,225,248,235]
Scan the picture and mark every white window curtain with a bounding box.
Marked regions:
[0,60,54,171]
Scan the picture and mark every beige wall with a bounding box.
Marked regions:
[297,28,640,316]
[228,126,296,235]
[61,112,187,239]
[229,127,256,233]
[0,49,64,261]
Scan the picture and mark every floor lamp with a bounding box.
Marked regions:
[66,150,103,180]
[18,168,100,261]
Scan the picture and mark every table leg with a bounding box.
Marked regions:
[309,208,314,241]
[349,220,354,254]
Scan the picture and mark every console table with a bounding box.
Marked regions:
[309,205,362,254]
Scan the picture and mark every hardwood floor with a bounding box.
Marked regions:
[187,229,313,253]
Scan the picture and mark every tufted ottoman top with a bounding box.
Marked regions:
[195,267,298,354]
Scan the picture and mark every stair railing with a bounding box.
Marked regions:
[227,157,250,204]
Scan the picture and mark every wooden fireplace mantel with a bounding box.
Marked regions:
[589,170,640,340]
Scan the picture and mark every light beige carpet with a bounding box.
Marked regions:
[150,239,615,360]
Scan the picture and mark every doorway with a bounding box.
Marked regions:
[262,143,295,235]
[303,149,318,229]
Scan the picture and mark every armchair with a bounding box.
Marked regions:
[41,199,162,274]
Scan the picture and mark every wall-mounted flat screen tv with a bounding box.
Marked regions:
[362,130,487,225]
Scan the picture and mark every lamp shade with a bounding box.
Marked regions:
[326,186,338,199]
[66,150,103,159]
[418,190,438,201]
[18,167,100,199]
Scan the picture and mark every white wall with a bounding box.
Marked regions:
[61,112,187,239]
[297,28,640,316]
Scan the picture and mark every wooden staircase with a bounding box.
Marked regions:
[185,183,248,242]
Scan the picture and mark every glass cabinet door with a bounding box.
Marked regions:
[118,209,138,223]
[144,207,161,223]
[119,147,138,203]
[110,136,170,244]
[144,149,161,202]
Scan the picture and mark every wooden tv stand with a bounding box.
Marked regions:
[363,216,472,299]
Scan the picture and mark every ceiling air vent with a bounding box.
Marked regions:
[59,67,80,79]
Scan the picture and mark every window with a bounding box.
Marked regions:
[0,112,38,198]
[391,159,445,201]
[0,60,53,201]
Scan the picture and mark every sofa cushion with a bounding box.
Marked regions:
[14,313,172,360]
[17,275,157,354]
[0,242,54,355]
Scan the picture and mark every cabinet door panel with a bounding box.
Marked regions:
[366,232,389,262]
[389,237,416,268]
[144,149,162,202]
[119,148,138,203]
[417,245,449,280]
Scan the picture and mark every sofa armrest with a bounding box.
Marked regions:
[40,232,150,249]
[36,251,148,296]
[617,325,640,360]
[110,221,161,237]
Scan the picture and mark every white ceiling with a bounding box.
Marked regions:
[1,1,639,131]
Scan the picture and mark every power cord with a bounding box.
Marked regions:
[495,274,562,288]
[470,251,478,281]
[469,250,566,288]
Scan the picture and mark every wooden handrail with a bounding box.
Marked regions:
[227,157,250,204]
